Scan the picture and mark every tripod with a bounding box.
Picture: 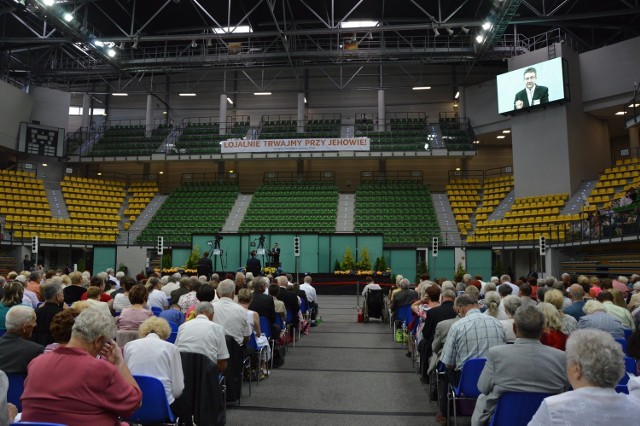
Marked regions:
[209,237,226,273]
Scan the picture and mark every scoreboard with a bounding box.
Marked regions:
[18,122,65,157]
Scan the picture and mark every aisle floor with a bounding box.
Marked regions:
[226,295,455,425]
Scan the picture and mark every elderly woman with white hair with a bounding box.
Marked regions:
[499,295,522,343]
[20,308,142,425]
[529,329,640,425]
[124,316,184,407]
[578,300,625,340]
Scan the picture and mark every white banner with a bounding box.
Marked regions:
[220,137,370,153]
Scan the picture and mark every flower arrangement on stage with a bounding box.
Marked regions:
[333,247,390,276]
[154,267,197,275]
[262,266,277,275]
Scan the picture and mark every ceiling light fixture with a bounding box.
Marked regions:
[433,28,440,36]
[254,92,272,96]
[191,40,197,48]
[502,129,511,133]
[412,86,431,90]
[497,135,506,139]
[43,0,54,6]
[227,97,233,105]
[615,111,626,115]
[455,91,460,99]
[179,93,197,96]
[112,92,128,96]
[63,12,74,22]
[446,28,454,36]
[476,35,484,43]
[482,21,492,30]
[461,27,470,34]
[107,48,116,57]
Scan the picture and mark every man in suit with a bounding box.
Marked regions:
[0,306,44,374]
[419,289,457,381]
[246,250,261,276]
[563,284,587,322]
[276,275,299,328]
[249,277,280,337]
[471,305,567,426]
[270,243,280,267]
[513,67,549,110]
[197,252,213,280]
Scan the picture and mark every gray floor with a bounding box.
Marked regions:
[226,295,454,425]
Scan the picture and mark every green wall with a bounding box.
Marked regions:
[93,246,116,273]
[466,249,493,282]
[384,249,416,283]
[172,248,192,269]
[431,248,455,280]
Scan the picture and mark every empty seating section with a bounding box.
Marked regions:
[259,117,341,139]
[240,182,338,233]
[173,121,249,154]
[469,193,573,244]
[60,176,125,242]
[136,182,238,245]
[90,124,170,157]
[354,180,438,245]
[447,179,481,238]
[589,158,640,210]
[1,169,52,238]
[354,116,427,151]
[474,175,515,222]
[123,182,159,229]
[439,117,474,151]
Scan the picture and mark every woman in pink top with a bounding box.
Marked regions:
[117,285,153,331]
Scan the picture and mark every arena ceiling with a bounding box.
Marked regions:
[1,0,639,89]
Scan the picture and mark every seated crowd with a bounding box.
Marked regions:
[0,266,319,424]
[380,271,640,425]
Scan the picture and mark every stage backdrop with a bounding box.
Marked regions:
[191,233,386,275]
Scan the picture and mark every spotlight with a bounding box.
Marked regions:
[433,28,440,36]
[191,40,198,48]
[482,21,492,30]
[132,40,139,49]
[43,0,54,6]
[118,42,125,50]
[461,27,470,34]
[63,12,73,22]
[107,48,116,57]
[476,34,484,43]
[446,28,454,36]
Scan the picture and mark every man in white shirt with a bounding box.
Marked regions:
[213,279,250,346]
[175,302,229,372]
[361,276,382,296]
[500,274,519,296]
[147,277,169,310]
[301,275,320,321]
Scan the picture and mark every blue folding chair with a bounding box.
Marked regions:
[0,329,6,337]
[392,304,413,343]
[259,316,275,369]
[7,373,25,412]
[284,309,297,346]
[488,392,552,426]
[448,358,487,426]
[624,328,633,340]
[151,307,163,316]
[167,331,178,344]
[616,338,629,355]
[300,298,309,320]
[124,375,177,425]
[167,321,179,333]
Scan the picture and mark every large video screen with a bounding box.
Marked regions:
[496,57,568,115]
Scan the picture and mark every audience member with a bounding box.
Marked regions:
[545,289,578,335]
[563,284,587,322]
[159,304,185,326]
[163,274,181,297]
[269,284,286,324]
[537,302,568,350]
[26,270,44,302]
[420,288,457,383]
[147,276,169,310]
[45,308,80,352]
[80,276,112,302]
[361,276,382,296]
[32,280,64,345]
[0,305,43,373]
[63,271,86,305]
[177,279,201,313]
[175,302,229,372]
[483,291,504,319]
[0,281,25,329]
[597,291,635,329]
[391,278,418,319]
[16,275,38,308]
[578,300,625,339]
[500,275,519,295]
[213,279,251,346]
[113,276,136,314]
[529,329,640,425]
[171,277,192,306]
[20,309,142,424]
[85,286,112,317]
[518,282,537,307]
[124,317,184,406]
[499,295,522,343]
[436,295,506,424]
[117,285,153,331]
[276,276,300,327]
[238,288,270,376]
[472,306,567,425]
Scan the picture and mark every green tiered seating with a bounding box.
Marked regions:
[173,121,249,154]
[258,118,341,139]
[136,182,238,245]
[89,124,171,157]
[440,117,474,151]
[354,180,439,245]
[240,182,338,233]
[354,117,428,152]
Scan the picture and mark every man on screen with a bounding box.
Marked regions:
[514,67,549,109]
